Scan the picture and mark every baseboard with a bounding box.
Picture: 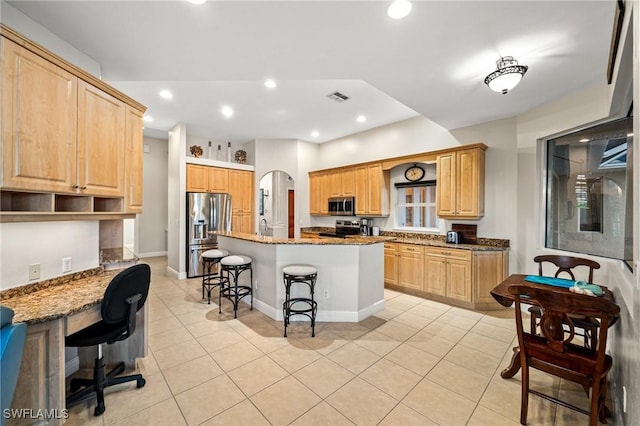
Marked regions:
[166,266,186,280]
[138,251,168,258]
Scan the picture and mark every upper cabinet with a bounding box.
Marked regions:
[355,163,389,216]
[436,146,486,219]
[186,164,229,193]
[125,107,144,213]
[328,168,355,197]
[228,169,254,234]
[309,171,329,216]
[1,39,78,193]
[0,27,146,220]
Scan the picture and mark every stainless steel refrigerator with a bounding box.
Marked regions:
[186,192,232,278]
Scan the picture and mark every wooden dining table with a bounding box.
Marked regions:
[490,273,617,379]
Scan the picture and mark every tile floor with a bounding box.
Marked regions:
[66,257,614,425]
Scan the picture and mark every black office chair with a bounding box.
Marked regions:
[65,264,151,416]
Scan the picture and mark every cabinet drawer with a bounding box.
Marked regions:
[384,242,398,253]
[399,244,424,255]
[425,247,471,261]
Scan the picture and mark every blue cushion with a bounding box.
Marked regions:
[1,306,27,422]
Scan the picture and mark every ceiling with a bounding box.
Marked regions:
[6,1,616,144]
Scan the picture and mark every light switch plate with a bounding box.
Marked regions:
[62,257,72,273]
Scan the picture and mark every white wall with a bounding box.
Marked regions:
[0,221,99,289]
[166,124,187,278]
[0,2,101,77]
[138,137,169,257]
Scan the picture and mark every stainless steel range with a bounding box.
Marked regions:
[318,220,361,238]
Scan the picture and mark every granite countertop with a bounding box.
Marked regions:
[300,227,510,251]
[215,231,388,245]
[0,268,120,325]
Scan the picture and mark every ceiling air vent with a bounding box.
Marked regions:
[326,91,350,103]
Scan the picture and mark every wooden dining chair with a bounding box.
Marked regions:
[508,284,619,426]
[529,255,601,348]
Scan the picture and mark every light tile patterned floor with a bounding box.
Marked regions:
[65,257,615,425]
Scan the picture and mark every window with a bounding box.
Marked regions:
[545,116,633,262]
[396,182,439,229]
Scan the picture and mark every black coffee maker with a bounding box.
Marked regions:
[360,218,371,236]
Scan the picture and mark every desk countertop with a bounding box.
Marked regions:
[0,268,119,325]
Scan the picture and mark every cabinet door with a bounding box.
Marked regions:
[328,171,342,197]
[436,152,456,216]
[124,106,144,213]
[398,244,424,291]
[208,167,229,192]
[368,164,383,214]
[355,166,368,215]
[341,168,355,196]
[456,148,484,218]
[425,255,447,296]
[229,169,253,212]
[232,212,252,234]
[77,80,125,196]
[309,173,322,215]
[186,164,209,192]
[383,243,398,286]
[1,39,78,193]
[319,173,330,215]
[447,259,472,302]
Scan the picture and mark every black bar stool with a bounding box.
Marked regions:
[219,255,253,318]
[201,249,229,304]
[282,264,318,337]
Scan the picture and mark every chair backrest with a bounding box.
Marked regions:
[534,255,600,283]
[508,284,619,374]
[0,306,27,425]
[101,264,151,337]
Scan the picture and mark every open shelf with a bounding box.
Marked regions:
[0,191,53,212]
[94,197,123,213]
[54,194,92,212]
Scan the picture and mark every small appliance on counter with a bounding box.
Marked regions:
[360,218,371,236]
[446,231,462,244]
[372,226,380,236]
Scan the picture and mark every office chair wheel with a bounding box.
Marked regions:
[137,378,146,388]
[94,403,105,416]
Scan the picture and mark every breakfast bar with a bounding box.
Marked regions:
[216,232,386,322]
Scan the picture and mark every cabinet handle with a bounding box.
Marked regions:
[80,186,87,190]
[72,185,79,189]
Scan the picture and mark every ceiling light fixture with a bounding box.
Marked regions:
[311,130,320,138]
[221,106,234,118]
[187,0,206,5]
[579,138,590,143]
[264,79,277,89]
[356,115,367,123]
[142,115,153,122]
[159,90,173,100]
[387,0,412,19]
[484,56,528,94]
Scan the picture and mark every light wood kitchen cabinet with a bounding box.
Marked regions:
[300,232,320,239]
[425,247,472,302]
[186,164,229,193]
[398,244,425,291]
[436,146,485,219]
[327,168,355,198]
[384,243,399,286]
[309,171,329,216]
[124,106,144,213]
[1,38,78,194]
[229,169,253,234]
[0,29,146,220]
[355,163,389,216]
[77,80,126,197]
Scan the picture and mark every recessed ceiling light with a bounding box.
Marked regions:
[356,115,367,123]
[142,115,153,122]
[264,79,277,89]
[221,106,234,118]
[187,0,206,5]
[311,130,320,138]
[579,138,590,143]
[387,0,412,19]
[159,90,173,100]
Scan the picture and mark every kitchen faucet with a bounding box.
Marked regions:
[259,218,268,235]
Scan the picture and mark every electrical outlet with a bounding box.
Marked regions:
[28,263,41,280]
[324,289,329,298]
[62,257,72,273]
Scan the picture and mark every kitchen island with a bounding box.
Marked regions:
[215,232,386,322]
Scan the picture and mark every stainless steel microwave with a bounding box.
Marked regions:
[328,197,355,216]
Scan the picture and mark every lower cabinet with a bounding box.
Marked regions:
[384,242,508,310]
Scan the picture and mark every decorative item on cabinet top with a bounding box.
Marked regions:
[235,150,247,164]
[189,145,203,158]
